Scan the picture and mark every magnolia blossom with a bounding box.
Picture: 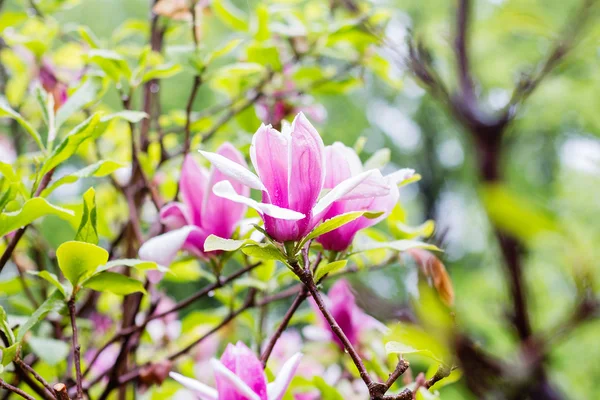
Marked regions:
[139,144,248,274]
[39,61,69,111]
[317,142,414,251]
[170,341,302,400]
[307,279,383,350]
[200,113,390,243]
[145,296,182,344]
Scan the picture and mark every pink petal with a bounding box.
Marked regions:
[287,112,325,220]
[202,143,250,240]
[212,181,305,221]
[250,124,290,208]
[323,143,361,189]
[212,358,263,400]
[232,342,268,400]
[267,353,303,400]
[169,372,218,400]
[180,155,208,226]
[200,150,265,191]
[159,203,191,230]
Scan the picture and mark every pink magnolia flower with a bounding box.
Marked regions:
[200,113,389,243]
[39,61,69,111]
[308,279,383,350]
[170,341,302,400]
[139,143,248,274]
[145,296,182,344]
[317,142,414,251]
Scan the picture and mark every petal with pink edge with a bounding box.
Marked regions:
[200,150,265,191]
[312,170,383,216]
[139,226,197,267]
[267,353,303,400]
[211,359,262,400]
[287,113,325,216]
[231,342,268,400]
[180,155,208,226]
[212,181,305,221]
[169,372,218,400]
[202,143,250,239]
[159,203,191,230]
[250,124,290,208]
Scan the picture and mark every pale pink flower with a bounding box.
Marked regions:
[200,113,390,243]
[139,143,249,275]
[170,341,302,400]
[317,142,414,251]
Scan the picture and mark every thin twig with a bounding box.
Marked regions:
[260,287,308,367]
[0,378,36,400]
[68,298,83,399]
[53,383,70,400]
[14,359,55,397]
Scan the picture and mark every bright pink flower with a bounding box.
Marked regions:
[139,143,249,274]
[200,113,389,243]
[39,61,69,111]
[317,142,415,251]
[170,341,302,400]
[309,279,382,350]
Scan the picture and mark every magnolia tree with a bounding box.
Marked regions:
[1,0,598,399]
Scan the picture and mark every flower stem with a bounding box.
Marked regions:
[68,297,83,399]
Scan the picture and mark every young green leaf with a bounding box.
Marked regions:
[203,234,259,252]
[87,49,132,81]
[55,77,103,128]
[241,244,287,264]
[314,260,348,283]
[83,272,146,296]
[56,241,109,287]
[41,113,102,176]
[141,63,182,83]
[351,239,441,254]
[17,290,65,341]
[212,0,249,31]
[41,160,123,197]
[27,271,71,298]
[305,211,381,242]
[94,259,166,274]
[0,306,15,345]
[1,343,19,367]
[0,198,75,237]
[0,103,44,150]
[75,188,99,245]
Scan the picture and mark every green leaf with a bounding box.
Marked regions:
[77,25,100,49]
[212,0,249,31]
[17,291,65,341]
[0,306,15,345]
[205,38,243,64]
[314,260,347,282]
[141,63,182,83]
[203,235,258,252]
[56,241,109,287]
[1,343,19,367]
[305,211,382,242]
[88,49,132,81]
[255,5,270,41]
[0,198,75,237]
[94,259,166,274]
[28,271,70,298]
[352,239,441,254]
[83,272,146,295]
[0,103,44,150]
[385,341,445,364]
[55,77,103,128]
[241,244,287,264]
[312,376,344,400]
[28,337,69,366]
[101,110,149,123]
[75,188,98,245]
[41,113,102,176]
[41,160,123,197]
[246,43,282,71]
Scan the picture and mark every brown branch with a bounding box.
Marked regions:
[14,359,55,398]
[0,378,36,400]
[260,287,308,367]
[67,298,83,399]
[53,384,70,400]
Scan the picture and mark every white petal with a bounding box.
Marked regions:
[385,168,416,185]
[267,353,303,400]
[313,170,384,216]
[169,372,218,400]
[139,226,195,267]
[212,181,305,221]
[199,150,266,191]
[210,359,262,400]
